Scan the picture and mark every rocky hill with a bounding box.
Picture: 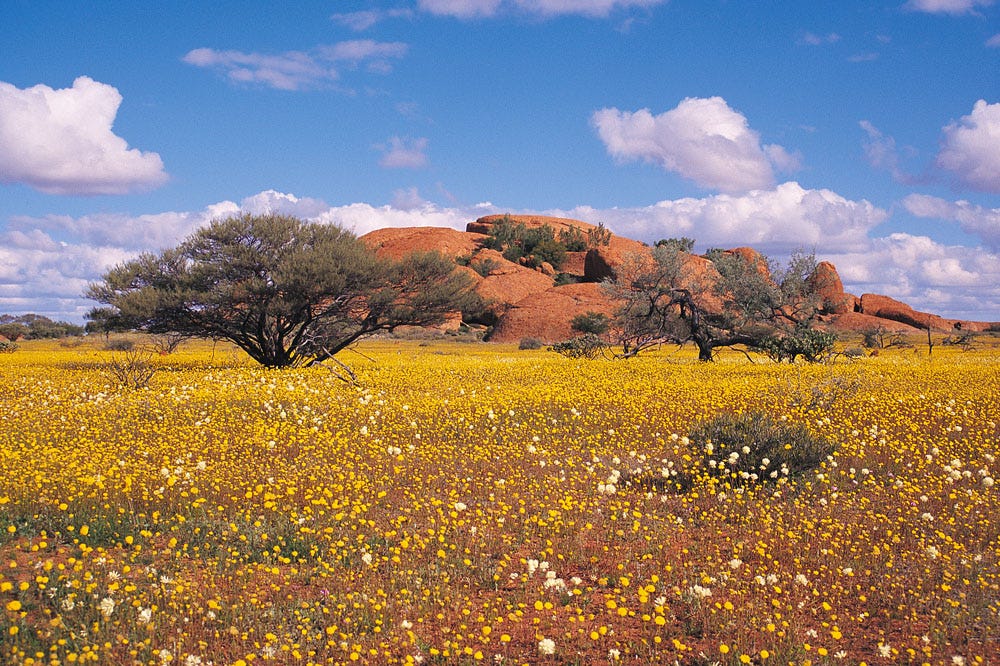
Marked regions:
[362,214,998,343]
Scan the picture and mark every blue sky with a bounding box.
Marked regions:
[1,0,998,323]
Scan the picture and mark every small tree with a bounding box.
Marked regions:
[605,243,831,361]
[86,213,476,369]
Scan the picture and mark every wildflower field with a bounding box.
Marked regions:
[1,338,998,665]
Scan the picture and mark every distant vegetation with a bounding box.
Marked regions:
[0,314,84,340]
[481,214,611,270]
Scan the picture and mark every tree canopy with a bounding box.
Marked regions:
[604,243,835,362]
[86,213,476,368]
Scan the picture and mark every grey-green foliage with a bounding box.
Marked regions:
[481,215,566,269]
[86,213,476,368]
[605,242,830,362]
[549,333,608,359]
[570,311,610,336]
[688,411,834,486]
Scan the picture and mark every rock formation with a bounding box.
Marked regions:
[361,215,998,342]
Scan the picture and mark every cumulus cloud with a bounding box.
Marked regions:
[0,77,167,196]
[183,41,408,90]
[554,181,885,254]
[591,97,796,193]
[377,136,430,169]
[902,193,1000,250]
[904,0,994,14]
[417,0,664,18]
[5,186,998,323]
[936,100,1000,193]
[827,234,1000,319]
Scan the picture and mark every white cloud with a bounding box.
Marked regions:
[331,9,414,31]
[239,190,332,218]
[936,100,1000,193]
[987,33,1000,47]
[417,0,664,18]
[799,31,841,45]
[377,136,430,169]
[859,120,920,184]
[0,77,167,196]
[902,193,1000,250]
[827,233,1000,319]
[554,181,885,254]
[317,40,409,65]
[591,97,795,193]
[5,187,999,324]
[904,0,994,14]
[183,41,407,90]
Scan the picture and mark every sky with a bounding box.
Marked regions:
[1,0,998,324]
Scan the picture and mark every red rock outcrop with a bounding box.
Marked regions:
[824,311,919,333]
[859,294,956,331]
[583,239,653,282]
[808,261,858,315]
[468,214,595,237]
[474,250,556,311]
[363,226,485,260]
[488,282,618,343]
[361,220,999,341]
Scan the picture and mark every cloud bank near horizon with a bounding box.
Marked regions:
[4,186,998,324]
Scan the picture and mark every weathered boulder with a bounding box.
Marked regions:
[468,214,597,237]
[561,251,588,278]
[723,247,770,277]
[583,239,653,282]
[362,226,485,260]
[825,311,920,333]
[488,282,618,344]
[808,261,857,315]
[473,251,556,312]
[859,294,953,331]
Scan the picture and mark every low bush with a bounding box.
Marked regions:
[104,338,135,351]
[470,257,501,277]
[688,410,834,486]
[103,348,157,389]
[549,334,607,359]
[518,337,544,350]
[0,340,18,353]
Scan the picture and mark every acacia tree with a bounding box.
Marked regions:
[604,242,835,362]
[86,213,476,369]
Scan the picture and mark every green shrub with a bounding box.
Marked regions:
[688,411,834,486]
[549,334,607,359]
[0,340,19,353]
[470,257,501,277]
[753,327,836,363]
[558,225,588,251]
[481,215,567,270]
[518,337,544,350]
